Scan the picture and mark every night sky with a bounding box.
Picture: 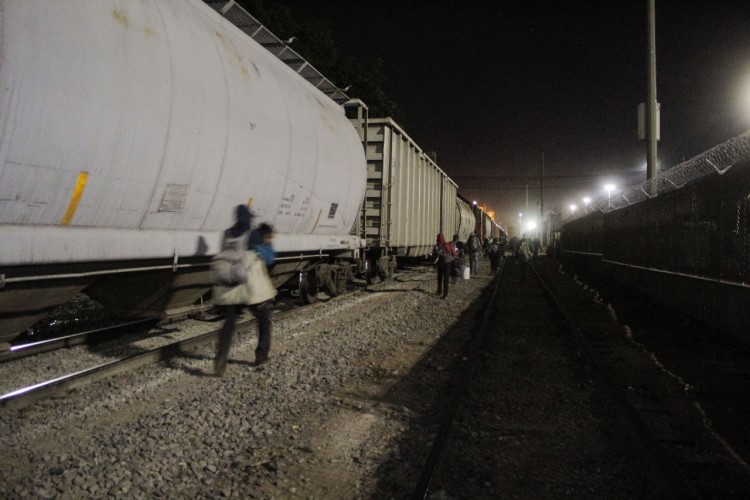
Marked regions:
[268,1,750,230]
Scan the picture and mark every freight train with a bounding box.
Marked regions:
[0,0,502,346]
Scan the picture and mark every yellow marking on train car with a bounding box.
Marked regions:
[311,209,323,232]
[60,172,89,226]
[247,198,254,208]
[112,9,128,27]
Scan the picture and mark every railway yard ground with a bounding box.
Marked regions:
[2,257,750,498]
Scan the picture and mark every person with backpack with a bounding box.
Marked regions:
[430,233,456,299]
[212,206,277,376]
[487,238,502,276]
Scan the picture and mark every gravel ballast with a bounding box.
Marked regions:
[1,266,495,498]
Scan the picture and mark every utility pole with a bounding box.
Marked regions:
[540,153,545,246]
[647,0,658,181]
[525,184,529,215]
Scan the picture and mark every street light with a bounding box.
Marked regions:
[518,212,523,237]
[583,197,591,211]
[605,184,616,207]
[569,204,577,214]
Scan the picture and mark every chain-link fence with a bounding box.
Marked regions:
[562,130,750,285]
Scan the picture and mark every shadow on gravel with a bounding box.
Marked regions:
[366,275,498,498]
[159,346,256,377]
[567,266,750,467]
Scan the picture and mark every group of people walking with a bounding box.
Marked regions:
[212,204,543,376]
[430,231,541,297]
[430,232,509,299]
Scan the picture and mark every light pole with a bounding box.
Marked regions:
[570,204,577,215]
[583,197,591,212]
[518,213,523,237]
[605,184,615,207]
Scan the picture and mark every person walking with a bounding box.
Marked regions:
[431,233,456,299]
[452,247,466,284]
[467,233,480,276]
[517,234,532,283]
[487,238,502,276]
[452,234,464,254]
[213,206,277,376]
[245,223,276,366]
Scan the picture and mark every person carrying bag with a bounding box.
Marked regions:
[213,209,277,376]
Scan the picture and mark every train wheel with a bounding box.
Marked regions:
[336,267,349,294]
[324,269,339,297]
[298,270,318,304]
[388,255,397,277]
[378,256,390,282]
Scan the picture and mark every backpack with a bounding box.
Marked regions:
[210,234,247,287]
[435,244,454,266]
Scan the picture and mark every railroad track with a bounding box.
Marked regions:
[533,260,750,498]
[411,257,506,499]
[0,278,376,412]
[411,257,750,498]
[0,319,159,363]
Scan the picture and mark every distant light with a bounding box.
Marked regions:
[583,197,591,205]
[570,204,577,213]
[472,201,478,205]
[518,212,523,218]
[526,221,537,231]
[605,184,616,206]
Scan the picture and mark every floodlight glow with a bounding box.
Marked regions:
[583,197,591,205]
[472,200,478,205]
[605,184,616,206]
[570,204,577,213]
[740,72,750,125]
[526,221,537,231]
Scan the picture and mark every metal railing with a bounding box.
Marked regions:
[203,0,350,103]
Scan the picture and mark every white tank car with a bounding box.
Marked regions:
[0,0,366,343]
[455,197,475,243]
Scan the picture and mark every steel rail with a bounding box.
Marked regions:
[0,323,235,411]
[0,319,158,363]
[411,259,506,500]
[530,262,698,499]
[0,280,368,411]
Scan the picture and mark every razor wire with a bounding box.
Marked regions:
[571,129,750,219]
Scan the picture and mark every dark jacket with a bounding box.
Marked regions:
[431,233,457,269]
